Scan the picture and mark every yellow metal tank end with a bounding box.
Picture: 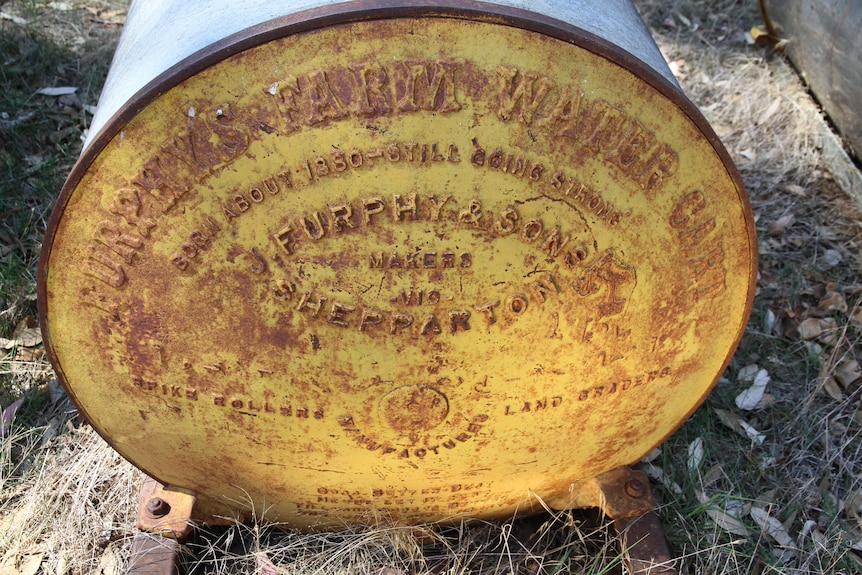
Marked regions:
[38,2,756,529]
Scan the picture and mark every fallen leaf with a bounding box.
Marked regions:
[812,528,827,546]
[798,519,817,545]
[822,249,842,268]
[750,507,794,547]
[40,417,61,448]
[18,554,43,575]
[47,379,66,405]
[1,399,24,436]
[0,11,29,25]
[757,99,782,126]
[714,408,742,432]
[764,308,777,334]
[92,9,126,24]
[738,149,756,161]
[13,346,45,362]
[642,462,682,495]
[784,183,806,196]
[736,369,770,410]
[640,447,661,463]
[817,317,839,346]
[773,548,797,565]
[674,10,692,27]
[818,291,847,313]
[256,553,279,575]
[702,464,724,488]
[698,492,750,537]
[668,59,687,79]
[97,547,119,575]
[714,408,765,443]
[754,393,776,410]
[799,318,823,340]
[10,328,41,348]
[823,377,847,401]
[36,86,78,97]
[11,317,40,342]
[835,360,861,388]
[851,307,862,329]
[845,491,862,528]
[688,437,705,473]
[738,364,760,383]
[767,213,795,237]
[738,419,766,444]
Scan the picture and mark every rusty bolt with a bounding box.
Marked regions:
[146,497,171,518]
[624,479,646,499]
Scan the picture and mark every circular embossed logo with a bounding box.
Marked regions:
[379,385,450,433]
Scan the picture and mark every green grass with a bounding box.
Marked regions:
[1,4,118,395]
[1,26,74,336]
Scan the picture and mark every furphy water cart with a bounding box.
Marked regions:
[38,1,756,573]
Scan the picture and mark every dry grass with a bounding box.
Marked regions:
[3,0,862,573]
[1,425,138,575]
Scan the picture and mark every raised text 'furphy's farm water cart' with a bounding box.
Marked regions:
[37,1,756,573]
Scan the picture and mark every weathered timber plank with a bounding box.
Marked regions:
[760,0,862,159]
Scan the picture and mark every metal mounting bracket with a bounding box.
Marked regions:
[127,477,196,575]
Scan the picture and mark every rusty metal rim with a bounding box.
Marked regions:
[38,0,757,505]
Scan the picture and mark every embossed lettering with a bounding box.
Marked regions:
[449,310,471,333]
[475,300,500,325]
[305,69,348,125]
[272,224,295,255]
[574,249,636,318]
[425,195,451,221]
[670,190,707,229]
[297,292,326,317]
[529,274,558,303]
[359,308,383,331]
[458,199,484,227]
[392,194,418,220]
[328,302,355,327]
[329,202,356,231]
[419,315,441,336]
[350,62,391,115]
[546,85,582,138]
[79,285,119,316]
[300,212,327,240]
[394,60,461,113]
[670,191,727,299]
[86,245,126,288]
[362,196,386,224]
[109,188,156,237]
[506,294,528,315]
[131,155,187,212]
[497,65,554,125]
[539,226,570,257]
[267,74,302,132]
[92,220,142,264]
[390,312,413,334]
